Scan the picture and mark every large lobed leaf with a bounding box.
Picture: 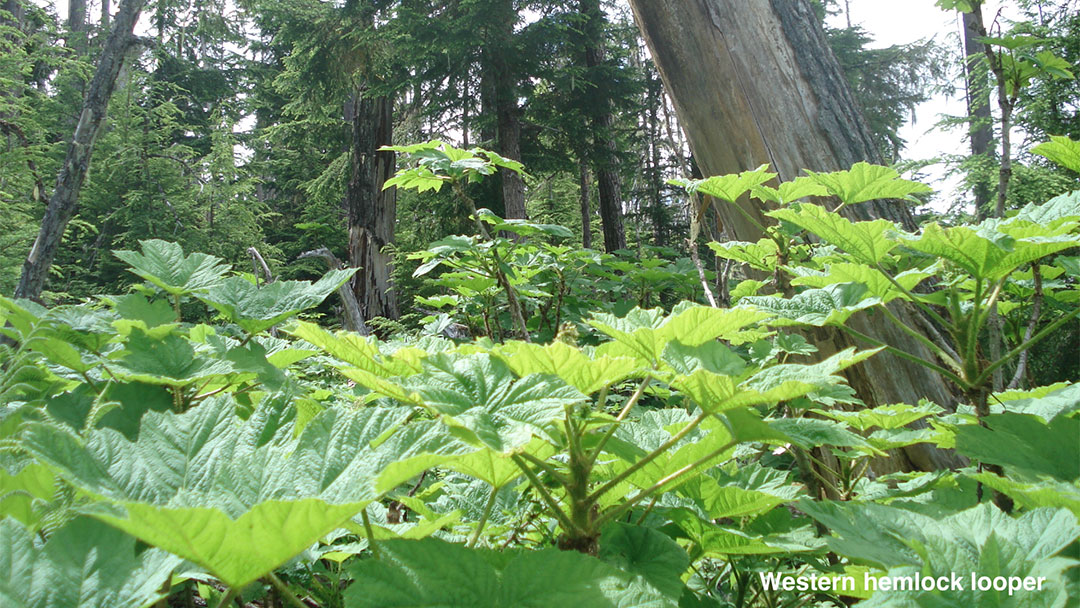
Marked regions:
[113,239,230,296]
[590,305,770,364]
[345,537,679,607]
[0,517,181,608]
[803,162,931,205]
[197,268,357,334]
[23,398,471,589]
[404,353,586,453]
[768,204,898,265]
[800,501,1079,607]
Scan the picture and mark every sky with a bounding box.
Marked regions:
[825,1,1024,208]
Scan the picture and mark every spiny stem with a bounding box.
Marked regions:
[587,377,652,468]
[596,439,737,528]
[267,572,308,608]
[587,411,709,504]
[877,303,962,375]
[511,454,578,535]
[468,485,501,548]
[873,262,951,328]
[212,588,236,608]
[361,507,379,559]
[836,324,968,389]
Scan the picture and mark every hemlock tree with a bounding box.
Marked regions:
[628,0,963,472]
[574,0,626,252]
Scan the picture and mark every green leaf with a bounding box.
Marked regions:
[768,204,897,264]
[591,305,770,364]
[496,341,642,395]
[0,517,181,608]
[598,523,690,601]
[345,538,678,607]
[1013,191,1080,229]
[661,340,746,377]
[954,412,1079,481]
[289,321,422,378]
[967,473,1080,518]
[114,329,233,387]
[680,475,799,520]
[113,239,229,296]
[799,501,1079,607]
[24,398,470,589]
[672,165,776,203]
[1032,136,1080,173]
[993,383,1080,422]
[789,263,930,302]
[112,294,177,327]
[404,353,587,453]
[93,499,364,589]
[198,269,357,334]
[815,403,940,431]
[743,283,880,326]
[707,239,780,272]
[804,162,931,205]
[0,463,55,530]
[901,223,1080,281]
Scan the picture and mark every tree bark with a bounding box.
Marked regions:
[579,160,592,249]
[67,0,88,55]
[962,9,993,220]
[345,87,398,323]
[578,0,626,253]
[15,0,145,301]
[629,0,963,473]
[477,0,526,222]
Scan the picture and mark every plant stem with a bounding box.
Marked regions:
[1008,265,1042,389]
[877,303,963,375]
[511,453,578,534]
[587,377,651,468]
[267,572,308,608]
[517,451,569,487]
[361,507,379,559]
[587,411,709,504]
[836,324,968,389]
[212,588,236,608]
[468,484,501,547]
[874,262,951,328]
[595,439,737,528]
[974,306,1080,387]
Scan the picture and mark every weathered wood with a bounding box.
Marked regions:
[298,247,370,336]
[345,87,398,322]
[15,0,146,301]
[629,0,964,472]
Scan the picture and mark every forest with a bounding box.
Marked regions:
[1,0,1079,606]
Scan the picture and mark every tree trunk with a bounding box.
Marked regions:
[102,0,111,29]
[629,0,963,473]
[579,160,592,249]
[344,87,398,324]
[578,0,626,253]
[646,66,665,247]
[67,0,88,55]
[15,0,145,301]
[962,9,993,220]
[490,2,526,221]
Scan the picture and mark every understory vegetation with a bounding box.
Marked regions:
[3,142,1079,607]
[4,0,1080,606]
